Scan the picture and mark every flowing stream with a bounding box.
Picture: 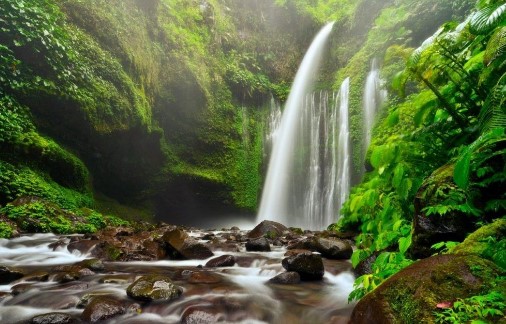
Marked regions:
[0,233,355,323]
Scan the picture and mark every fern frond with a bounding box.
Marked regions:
[484,26,506,65]
[470,3,506,35]
[479,73,506,132]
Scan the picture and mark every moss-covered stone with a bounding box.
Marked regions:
[126,275,183,302]
[350,254,503,324]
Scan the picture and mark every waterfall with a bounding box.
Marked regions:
[257,23,335,229]
[363,58,387,152]
[336,78,351,217]
[263,98,282,159]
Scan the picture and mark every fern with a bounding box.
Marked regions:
[479,74,506,132]
[469,3,506,35]
[484,26,506,65]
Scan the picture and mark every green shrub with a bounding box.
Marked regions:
[0,222,14,239]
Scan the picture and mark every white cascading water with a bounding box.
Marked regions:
[258,22,353,229]
[336,78,351,218]
[257,22,334,228]
[363,58,387,152]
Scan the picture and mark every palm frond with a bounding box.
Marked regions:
[469,3,506,35]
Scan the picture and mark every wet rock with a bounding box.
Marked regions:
[0,292,11,300]
[245,237,271,252]
[205,255,235,268]
[269,272,300,284]
[410,164,476,259]
[202,233,216,240]
[287,237,352,260]
[230,226,240,231]
[208,242,240,252]
[67,240,99,254]
[31,312,74,324]
[350,254,502,323]
[48,239,68,251]
[180,240,214,260]
[99,274,132,284]
[248,220,288,239]
[142,240,167,260]
[0,266,24,284]
[162,228,189,251]
[81,296,126,323]
[12,283,33,295]
[127,275,183,302]
[282,252,324,281]
[55,272,80,283]
[24,271,49,282]
[353,252,380,277]
[181,305,223,323]
[76,259,105,272]
[163,228,214,259]
[284,249,312,257]
[188,271,222,284]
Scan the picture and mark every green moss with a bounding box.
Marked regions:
[0,222,14,239]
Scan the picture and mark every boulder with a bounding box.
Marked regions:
[205,255,235,268]
[281,252,324,281]
[31,312,74,324]
[245,238,271,252]
[76,259,105,272]
[0,266,24,284]
[188,271,222,284]
[81,296,125,323]
[162,228,213,259]
[268,272,300,284]
[162,228,189,251]
[180,240,214,260]
[288,237,352,259]
[67,240,99,254]
[410,164,476,259]
[353,252,380,277]
[350,254,502,323]
[248,220,288,239]
[127,275,183,302]
[181,305,223,323]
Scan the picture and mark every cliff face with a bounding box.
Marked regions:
[0,0,474,224]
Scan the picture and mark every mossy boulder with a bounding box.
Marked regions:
[350,254,503,324]
[410,164,476,259]
[126,275,183,302]
[452,218,506,269]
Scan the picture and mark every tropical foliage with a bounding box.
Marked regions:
[335,0,506,302]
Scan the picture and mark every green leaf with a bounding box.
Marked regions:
[398,234,412,255]
[454,148,471,189]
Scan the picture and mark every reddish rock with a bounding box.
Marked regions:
[188,271,222,284]
[205,255,236,268]
[268,272,300,284]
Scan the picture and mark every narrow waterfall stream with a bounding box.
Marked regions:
[363,59,387,153]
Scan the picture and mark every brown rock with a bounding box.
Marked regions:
[205,255,236,268]
[350,254,502,324]
[248,220,288,239]
[0,266,24,284]
[188,271,222,284]
[81,296,125,323]
[281,252,324,281]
